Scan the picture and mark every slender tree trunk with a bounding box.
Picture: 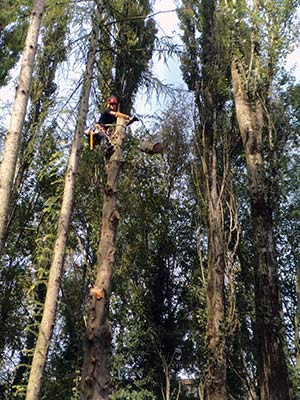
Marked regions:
[204,151,227,400]
[25,6,102,399]
[0,0,45,254]
[201,118,227,400]
[231,58,291,400]
[81,118,127,400]
[295,261,300,368]
[200,1,227,398]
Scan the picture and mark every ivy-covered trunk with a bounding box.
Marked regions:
[200,2,228,399]
[0,0,45,253]
[81,118,127,400]
[231,59,291,400]
[204,161,227,400]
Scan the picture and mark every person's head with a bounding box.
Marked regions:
[107,95,118,111]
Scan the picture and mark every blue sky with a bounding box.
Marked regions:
[134,0,184,118]
[136,0,300,118]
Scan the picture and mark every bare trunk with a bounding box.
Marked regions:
[80,118,127,400]
[162,361,170,400]
[25,7,101,399]
[0,0,45,253]
[231,58,291,400]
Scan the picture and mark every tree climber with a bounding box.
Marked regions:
[85,95,138,155]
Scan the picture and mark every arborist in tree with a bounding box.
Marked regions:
[85,95,138,155]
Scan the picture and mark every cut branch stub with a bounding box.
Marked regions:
[139,140,164,155]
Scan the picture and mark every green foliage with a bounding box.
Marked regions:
[179,0,300,395]
[97,0,157,112]
[177,2,200,92]
[178,0,231,107]
[0,0,32,86]
[107,97,202,398]
[111,388,156,400]
[226,0,299,97]
[1,0,300,398]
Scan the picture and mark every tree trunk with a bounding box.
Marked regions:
[80,118,127,400]
[295,261,300,368]
[231,58,291,400]
[200,1,228,399]
[201,123,227,400]
[25,6,101,399]
[205,170,227,400]
[0,0,45,254]
[5,3,70,245]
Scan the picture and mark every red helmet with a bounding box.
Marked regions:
[108,96,118,105]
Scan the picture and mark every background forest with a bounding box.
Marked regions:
[0,0,300,399]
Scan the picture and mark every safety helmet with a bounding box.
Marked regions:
[108,96,118,105]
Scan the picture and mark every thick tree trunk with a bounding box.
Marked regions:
[0,0,45,254]
[81,118,127,400]
[231,58,291,400]
[25,7,101,399]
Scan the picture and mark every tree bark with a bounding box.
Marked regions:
[0,0,45,254]
[200,2,228,399]
[231,58,291,400]
[295,260,300,368]
[81,118,127,400]
[205,174,227,400]
[25,5,101,399]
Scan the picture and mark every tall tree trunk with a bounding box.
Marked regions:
[25,6,102,399]
[5,5,70,252]
[231,58,291,400]
[295,261,300,368]
[81,118,127,400]
[0,0,45,253]
[200,1,227,398]
[204,147,227,400]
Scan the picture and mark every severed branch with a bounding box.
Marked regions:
[139,140,164,155]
